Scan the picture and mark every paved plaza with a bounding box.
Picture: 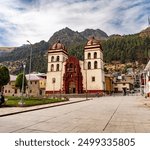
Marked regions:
[0,95,150,133]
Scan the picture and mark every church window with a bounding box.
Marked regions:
[69,63,73,71]
[56,64,59,71]
[94,52,97,58]
[56,56,60,61]
[88,62,91,69]
[51,56,54,62]
[51,64,54,71]
[88,53,91,59]
[92,76,95,82]
[94,61,98,69]
[52,78,56,83]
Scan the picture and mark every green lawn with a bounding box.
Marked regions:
[4,97,68,107]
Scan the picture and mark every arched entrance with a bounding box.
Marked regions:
[69,82,76,94]
[63,56,83,94]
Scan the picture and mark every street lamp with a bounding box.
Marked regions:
[19,64,26,106]
[27,40,32,97]
[52,78,56,98]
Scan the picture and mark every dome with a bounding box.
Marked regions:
[86,36,100,46]
[51,40,66,50]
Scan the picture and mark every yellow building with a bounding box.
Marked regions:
[3,73,46,97]
[105,75,113,94]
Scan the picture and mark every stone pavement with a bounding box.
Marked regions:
[0,95,150,133]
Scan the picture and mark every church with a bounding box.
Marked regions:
[46,37,105,95]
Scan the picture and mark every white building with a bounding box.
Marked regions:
[144,60,150,97]
[46,37,105,95]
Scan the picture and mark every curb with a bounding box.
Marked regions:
[0,98,92,117]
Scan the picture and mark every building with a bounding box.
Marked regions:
[143,60,150,97]
[3,73,46,97]
[3,75,17,96]
[105,74,113,94]
[113,74,134,93]
[46,37,105,95]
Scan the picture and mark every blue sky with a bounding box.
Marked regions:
[0,0,149,46]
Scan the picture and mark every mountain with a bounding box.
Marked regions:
[0,27,149,74]
[48,27,108,60]
[0,47,15,56]
[48,27,87,47]
[139,27,150,37]
[0,47,15,51]
[0,41,49,74]
[80,29,108,40]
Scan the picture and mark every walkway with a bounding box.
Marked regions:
[0,96,150,133]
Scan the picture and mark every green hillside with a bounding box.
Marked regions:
[0,27,149,74]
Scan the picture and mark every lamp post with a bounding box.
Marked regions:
[52,78,55,98]
[27,40,32,97]
[19,64,26,106]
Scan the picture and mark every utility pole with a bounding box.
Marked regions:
[19,64,26,106]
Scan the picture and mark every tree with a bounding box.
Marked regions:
[0,65,10,92]
[15,73,27,92]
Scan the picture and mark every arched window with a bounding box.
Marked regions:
[51,56,54,62]
[94,61,98,69]
[51,64,54,71]
[88,62,91,69]
[70,63,73,68]
[94,52,97,58]
[69,63,73,72]
[56,64,59,71]
[88,53,91,59]
[56,56,60,61]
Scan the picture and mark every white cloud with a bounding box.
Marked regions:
[0,0,149,46]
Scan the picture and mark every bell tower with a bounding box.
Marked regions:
[84,37,105,93]
[46,41,68,94]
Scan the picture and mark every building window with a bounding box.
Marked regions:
[123,83,126,85]
[94,52,97,58]
[51,64,54,71]
[92,77,95,82]
[94,61,98,69]
[30,90,32,93]
[70,63,73,71]
[5,90,7,93]
[35,81,37,84]
[51,56,54,62]
[88,53,91,59]
[8,90,10,93]
[56,64,59,71]
[56,56,60,61]
[52,78,56,83]
[30,81,32,84]
[88,62,91,69]
[15,89,17,94]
